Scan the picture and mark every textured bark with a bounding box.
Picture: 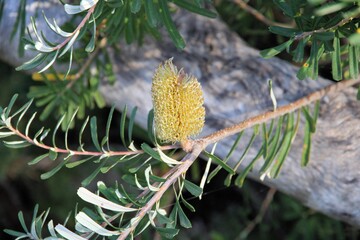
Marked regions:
[1,1,360,226]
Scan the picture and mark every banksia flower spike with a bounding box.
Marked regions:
[151,58,205,144]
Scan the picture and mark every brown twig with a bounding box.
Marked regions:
[233,0,291,28]
[117,77,360,239]
[237,187,277,239]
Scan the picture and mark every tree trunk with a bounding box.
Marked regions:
[1,1,360,226]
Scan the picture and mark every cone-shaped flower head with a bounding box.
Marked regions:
[151,58,205,143]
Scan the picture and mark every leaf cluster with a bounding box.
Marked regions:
[261,0,360,89]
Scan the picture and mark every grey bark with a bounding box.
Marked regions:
[1,1,360,226]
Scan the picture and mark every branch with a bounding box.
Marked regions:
[233,0,291,28]
[117,78,360,238]
[4,123,179,157]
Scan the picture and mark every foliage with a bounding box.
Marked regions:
[1,0,360,239]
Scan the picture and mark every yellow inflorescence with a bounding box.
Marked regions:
[151,59,205,143]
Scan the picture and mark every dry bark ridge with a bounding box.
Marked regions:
[1,1,360,226]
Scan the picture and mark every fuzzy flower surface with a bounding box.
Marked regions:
[151,59,205,143]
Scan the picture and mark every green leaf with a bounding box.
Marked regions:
[85,15,96,52]
[159,0,186,49]
[16,53,48,71]
[235,147,262,187]
[349,45,359,79]
[66,156,95,168]
[203,151,235,175]
[156,227,179,239]
[120,105,128,148]
[260,39,293,59]
[105,106,115,151]
[270,114,295,178]
[4,94,18,118]
[128,107,137,144]
[349,32,360,45]
[52,114,66,149]
[130,0,142,13]
[269,26,297,37]
[40,158,69,179]
[172,0,217,18]
[302,107,316,133]
[293,38,306,62]
[79,116,89,151]
[176,202,192,228]
[301,120,312,166]
[315,2,347,16]
[81,158,109,186]
[262,123,268,159]
[184,179,202,197]
[145,0,160,27]
[332,36,342,81]
[3,229,26,238]
[273,0,294,17]
[3,140,31,149]
[207,131,243,183]
[313,32,335,41]
[147,109,155,143]
[90,116,102,152]
[49,149,58,161]
[141,143,161,161]
[28,153,49,165]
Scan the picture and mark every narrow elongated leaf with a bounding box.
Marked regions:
[81,158,108,186]
[120,105,127,148]
[349,45,359,79]
[332,36,342,81]
[269,26,297,37]
[0,132,15,138]
[260,39,293,59]
[301,120,312,166]
[141,143,161,161]
[302,107,316,133]
[66,156,95,168]
[176,202,192,228]
[147,109,155,143]
[3,140,31,149]
[208,132,243,183]
[52,114,66,148]
[105,106,115,151]
[40,157,69,179]
[203,151,235,175]
[28,153,49,165]
[131,0,142,13]
[90,116,101,151]
[145,0,160,27]
[3,229,26,238]
[85,15,96,52]
[38,50,59,73]
[75,212,118,236]
[55,224,87,240]
[159,0,185,49]
[77,187,137,212]
[172,0,217,18]
[79,116,89,151]
[128,107,137,144]
[262,123,268,159]
[157,147,182,165]
[144,166,160,191]
[59,30,80,57]
[270,114,295,178]
[4,94,18,118]
[184,179,202,197]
